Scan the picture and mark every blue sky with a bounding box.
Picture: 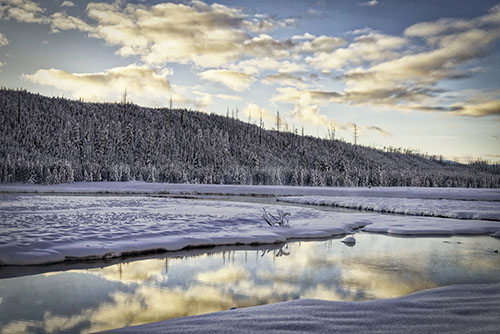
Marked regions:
[0,0,499,162]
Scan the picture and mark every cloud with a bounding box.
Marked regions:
[199,70,255,92]
[451,99,500,117]
[0,61,4,71]
[22,64,171,106]
[192,91,213,110]
[262,73,307,88]
[316,7,500,116]
[243,34,295,58]
[242,14,296,33]
[230,58,304,76]
[0,32,8,47]
[272,87,345,128]
[60,1,74,7]
[337,28,500,110]
[306,32,407,71]
[243,103,275,124]
[83,1,288,67]
[359,0,379,7]
[0,0,48,23]
[365,125,393,136]
[49,11,93,32]
[215,93,241,101]
[404,5,500,38]
[300,35,346,53]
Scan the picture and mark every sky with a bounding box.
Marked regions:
[0,0,499,163]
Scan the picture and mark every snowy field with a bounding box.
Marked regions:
[103,283,500,334]
[0,195,360,265]
[2,181,500,201]
[1,182,500,333]
[278,196,500,221]
[2,193,500,266]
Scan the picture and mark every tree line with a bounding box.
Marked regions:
[0,88,499,187]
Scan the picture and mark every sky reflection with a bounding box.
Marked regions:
[1,234,499,333]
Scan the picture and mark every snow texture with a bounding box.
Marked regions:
[101,283,500,334]
[0,195,363,265]
[278,195,500,221]
[1,194,500,266]
[2,181,500,201]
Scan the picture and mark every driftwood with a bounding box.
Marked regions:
[262,208,291,227]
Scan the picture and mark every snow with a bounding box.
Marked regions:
[0,195,364,265]
[1,181,500,201]
[1,194,500,266]
[100,283,500,334]
[341,236,356,245]
[278,195,500,221]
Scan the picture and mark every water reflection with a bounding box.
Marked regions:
[1,234,499,333]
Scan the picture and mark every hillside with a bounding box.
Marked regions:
[0,89,498,187]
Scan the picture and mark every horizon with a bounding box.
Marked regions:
[0,0,499,163]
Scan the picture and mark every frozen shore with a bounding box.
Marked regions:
[1,194,500,266]
[102,283,500,334]
[1,181,500,201]
[278,195,500,221]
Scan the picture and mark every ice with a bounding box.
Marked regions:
[278,195,500,221]
[100,283,500,334]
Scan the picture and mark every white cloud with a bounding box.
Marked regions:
[272,87,342,127]
[0,32,8,47]
[365,125,393,136]
[22,64,171,106]
[359,0,379,7]
[50,11,93,32]
[0,61,4,71]
[306,32,407,71]
[215,93,241,101]
[83,1,267,67]
[449,91,500,117]
[300,35,346,53]
[243,34,295,58]
[262,73,307,88]
[0,0,48,24]
[404,5,500,38]
[193,91,213,111]
[60,1,74,7]
[243,103,275,124]
[230,58,304,76]
[199,70,255,92]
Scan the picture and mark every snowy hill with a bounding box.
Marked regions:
[1,89,498,187]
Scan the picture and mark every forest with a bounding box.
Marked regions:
[1,88,499,187]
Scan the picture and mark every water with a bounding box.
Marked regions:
[1,234,499,333]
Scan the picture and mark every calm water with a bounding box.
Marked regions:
[0,234,499,333]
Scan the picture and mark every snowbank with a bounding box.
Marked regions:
[278,196,500,221]
[0,195,362,266]
[1,195,500,266]
[101,283,500,334]
[1,181,499,201]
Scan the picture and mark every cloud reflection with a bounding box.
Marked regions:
[1,236,499,333]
